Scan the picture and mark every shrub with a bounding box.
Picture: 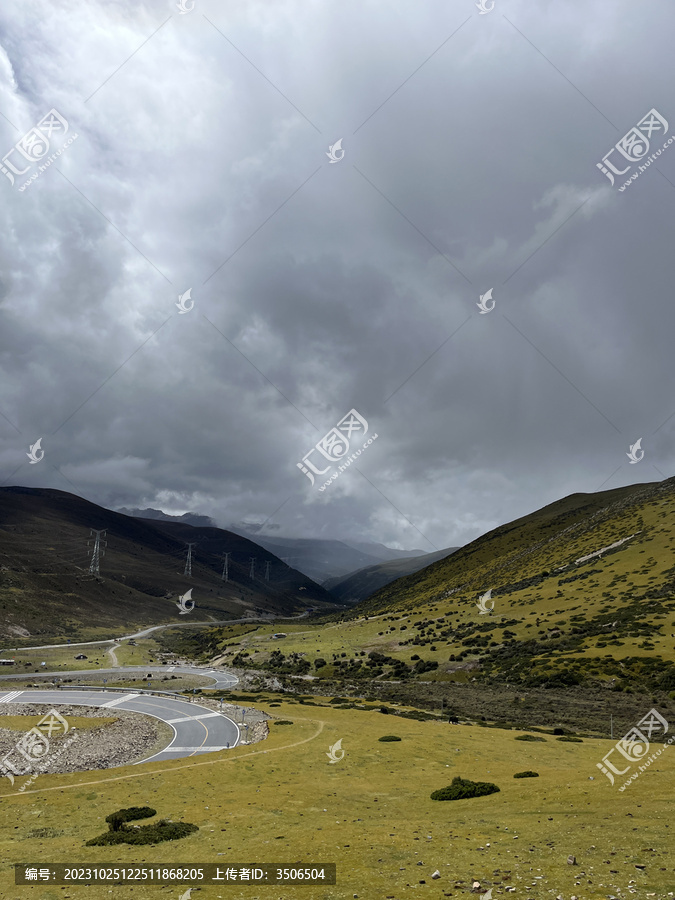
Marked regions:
[87,821,198,846]
[87,808,198,846]
[556,735,583,742]
[553,727,565,735]
[430,776,500,802]
[314,658,327,669]
[378,735,402,742]
[105,807,156,832]
[274,720,293,725]
[514,770,539,778]
[514,734,547,742]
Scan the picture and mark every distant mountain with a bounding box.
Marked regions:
[341,540,425,561]
[323,547,460,604]
[228,527,422,583]
[0,487,338,642]
[117,507,215,529]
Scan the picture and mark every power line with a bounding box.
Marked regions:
[249,557,256,580]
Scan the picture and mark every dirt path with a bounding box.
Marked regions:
[107,644,120,667]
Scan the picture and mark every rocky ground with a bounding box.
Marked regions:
[0,696,271,787]
[0,704,167,777]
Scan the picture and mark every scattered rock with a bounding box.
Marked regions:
[432,871,441,880]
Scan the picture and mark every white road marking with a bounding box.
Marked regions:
[0,690,23,703]
[100,693,140,708]
[164,712,222,724]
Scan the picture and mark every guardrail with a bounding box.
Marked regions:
[54,685,200,701]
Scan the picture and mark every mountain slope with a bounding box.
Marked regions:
[323,546,459,604]
[319,476,675,691]
[0,487,337,643]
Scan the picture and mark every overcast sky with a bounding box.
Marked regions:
[1,0,674,553]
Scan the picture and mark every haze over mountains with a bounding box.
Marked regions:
[117,508,429,583]
[324,546,459,605]
[0,487,337,643]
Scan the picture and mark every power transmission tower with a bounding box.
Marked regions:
[249,558,256,580]
[184,543,197,577]
[87,529,107,575]
[221,552,230,582]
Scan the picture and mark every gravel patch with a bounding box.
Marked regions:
[0,704,168,775]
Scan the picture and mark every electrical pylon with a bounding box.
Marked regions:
[87,529,107,575]
[221,552,230,582]
[184,542,197,577]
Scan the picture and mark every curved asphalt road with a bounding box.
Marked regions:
[0,666,242,762]
[0,665,239,689]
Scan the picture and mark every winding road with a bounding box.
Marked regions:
[0,666,242,762]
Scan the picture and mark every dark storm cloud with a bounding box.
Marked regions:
[1,0,673,552]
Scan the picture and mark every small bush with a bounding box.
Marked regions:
[105,807,156,832]
[87,821,198,846]
[556,735,583,742]
[514,770,539,778]
[430,776,500,802]
[553,727,565,735]
[514,734,547,742]
[274,720,293,725]
[378,735,402,742]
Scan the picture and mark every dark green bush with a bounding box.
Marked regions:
[378,735,402,742]
[430,776,500,801]
[105,807,156,832]
[514,770,539,778]
[556,735,583,742]
[274,720,293,725]
[514,734,547,742]
[87,821,198,846]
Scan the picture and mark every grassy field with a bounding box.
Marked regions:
[0,695,673,899]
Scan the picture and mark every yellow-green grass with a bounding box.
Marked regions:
[0,700,672,899]
[0,715,118,732]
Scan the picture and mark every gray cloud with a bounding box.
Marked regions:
[1,0,673,553]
